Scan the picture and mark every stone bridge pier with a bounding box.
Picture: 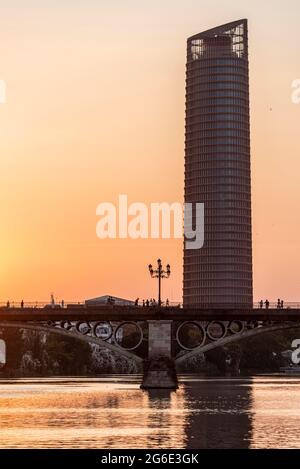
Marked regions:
[141,320,178,389]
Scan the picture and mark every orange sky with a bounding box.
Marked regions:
[0,1,299,303]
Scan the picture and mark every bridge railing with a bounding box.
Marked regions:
[1,301,300,309]
[0,301,183,309]
[0,301,83,309]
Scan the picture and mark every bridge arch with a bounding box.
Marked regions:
[175,322,300,364]
[0,321,143,364]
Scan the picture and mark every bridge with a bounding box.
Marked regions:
[1,305,300,388]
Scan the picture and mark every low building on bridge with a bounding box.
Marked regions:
[85,295,135,307]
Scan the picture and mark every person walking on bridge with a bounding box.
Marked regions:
[265,299,270,309]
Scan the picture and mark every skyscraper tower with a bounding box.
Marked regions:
[183,19,253,308]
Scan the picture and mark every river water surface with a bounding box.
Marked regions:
[0,375,300,449]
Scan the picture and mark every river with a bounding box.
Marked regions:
[0,375,299,449]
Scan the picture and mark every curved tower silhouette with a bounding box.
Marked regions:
[183,19,253,308]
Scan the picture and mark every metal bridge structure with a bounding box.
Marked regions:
[1,305,300,388]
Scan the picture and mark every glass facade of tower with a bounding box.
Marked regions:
[183,19,253,308]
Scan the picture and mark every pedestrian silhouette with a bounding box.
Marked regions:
[259,300,263,309]
[166,298,169,307]
[21,300,24,308]
[277,298,281,309]
[6,300,10,308]
[265,299,269,309]
[281,300,284,309]
[146,299,149,307]
[142,299,145,307]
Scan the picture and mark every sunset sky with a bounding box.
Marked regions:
[0,0,299,303]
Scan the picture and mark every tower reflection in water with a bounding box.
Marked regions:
[179,378,253,448]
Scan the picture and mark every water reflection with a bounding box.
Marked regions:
[182,378,253,448]
[0,376,300,448]
[250,378,300,449]
[144,389,187,448]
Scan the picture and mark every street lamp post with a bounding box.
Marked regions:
[148,259,171,306]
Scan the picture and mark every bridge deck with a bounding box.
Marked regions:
[0,307,300,322]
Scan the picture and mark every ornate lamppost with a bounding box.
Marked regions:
[148,259,171,306]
